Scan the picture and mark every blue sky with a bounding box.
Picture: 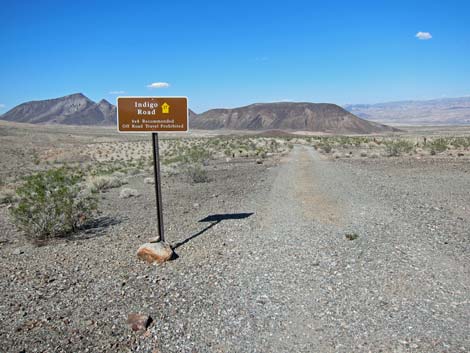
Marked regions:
[0,0,469,113]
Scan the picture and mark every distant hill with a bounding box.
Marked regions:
[0,93,116,125]
[344,97,470,125]
[191,102,398,134]
[0,93,199,127]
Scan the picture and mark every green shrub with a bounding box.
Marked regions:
[10,168,97,240]
[320,143,332,153]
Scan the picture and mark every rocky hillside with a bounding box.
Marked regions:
[344,97,470,125]
[191,102,398,134]
[0,93,117,125]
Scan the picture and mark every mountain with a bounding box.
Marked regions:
[190,102,398,134]
[344,97,470,125]
[0,93,117,125]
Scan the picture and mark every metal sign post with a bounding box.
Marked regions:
[152,132,165,242]
[117,96,188,248]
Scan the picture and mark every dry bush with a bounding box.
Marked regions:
[186,164,209,183]
[384,139,414,157]
[85,175,125,193]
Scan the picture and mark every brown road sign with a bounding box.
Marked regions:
[117,97,188,132]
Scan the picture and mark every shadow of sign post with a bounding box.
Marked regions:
[172,212,254,250]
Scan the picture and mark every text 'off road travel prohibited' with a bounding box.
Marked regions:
[117,97,188,132]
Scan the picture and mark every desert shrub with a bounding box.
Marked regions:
[10,168,97,240]
[428,138,448,153]
[186,164,209,183]
[345,233,359,240]
[320,143,332,153]
[384,139,414,156]
[453,137,470,148]
[85,175,125,193]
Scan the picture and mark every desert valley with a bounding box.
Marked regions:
[0,93,469,352]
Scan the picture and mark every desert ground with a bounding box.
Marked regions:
[0,121,469,352]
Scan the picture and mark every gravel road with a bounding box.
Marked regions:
[1,146,469,352]
[243,146,470,352]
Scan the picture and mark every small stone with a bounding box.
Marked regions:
[144,177,155,184]
[256,159,263,164]
[137,242,173,263]
[127,313,152,331]
[148,236,160,243]
[12,248,24,255]
[193,203,200,208]
[119,188,140,199]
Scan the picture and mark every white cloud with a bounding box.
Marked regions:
[109,90,126,95]
[416,31,432,40]
[0,104,5,108]
[147,82,170,89]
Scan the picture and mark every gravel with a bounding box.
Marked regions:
[0,147,469,352]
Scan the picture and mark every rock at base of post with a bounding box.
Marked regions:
[136,242,173,264]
